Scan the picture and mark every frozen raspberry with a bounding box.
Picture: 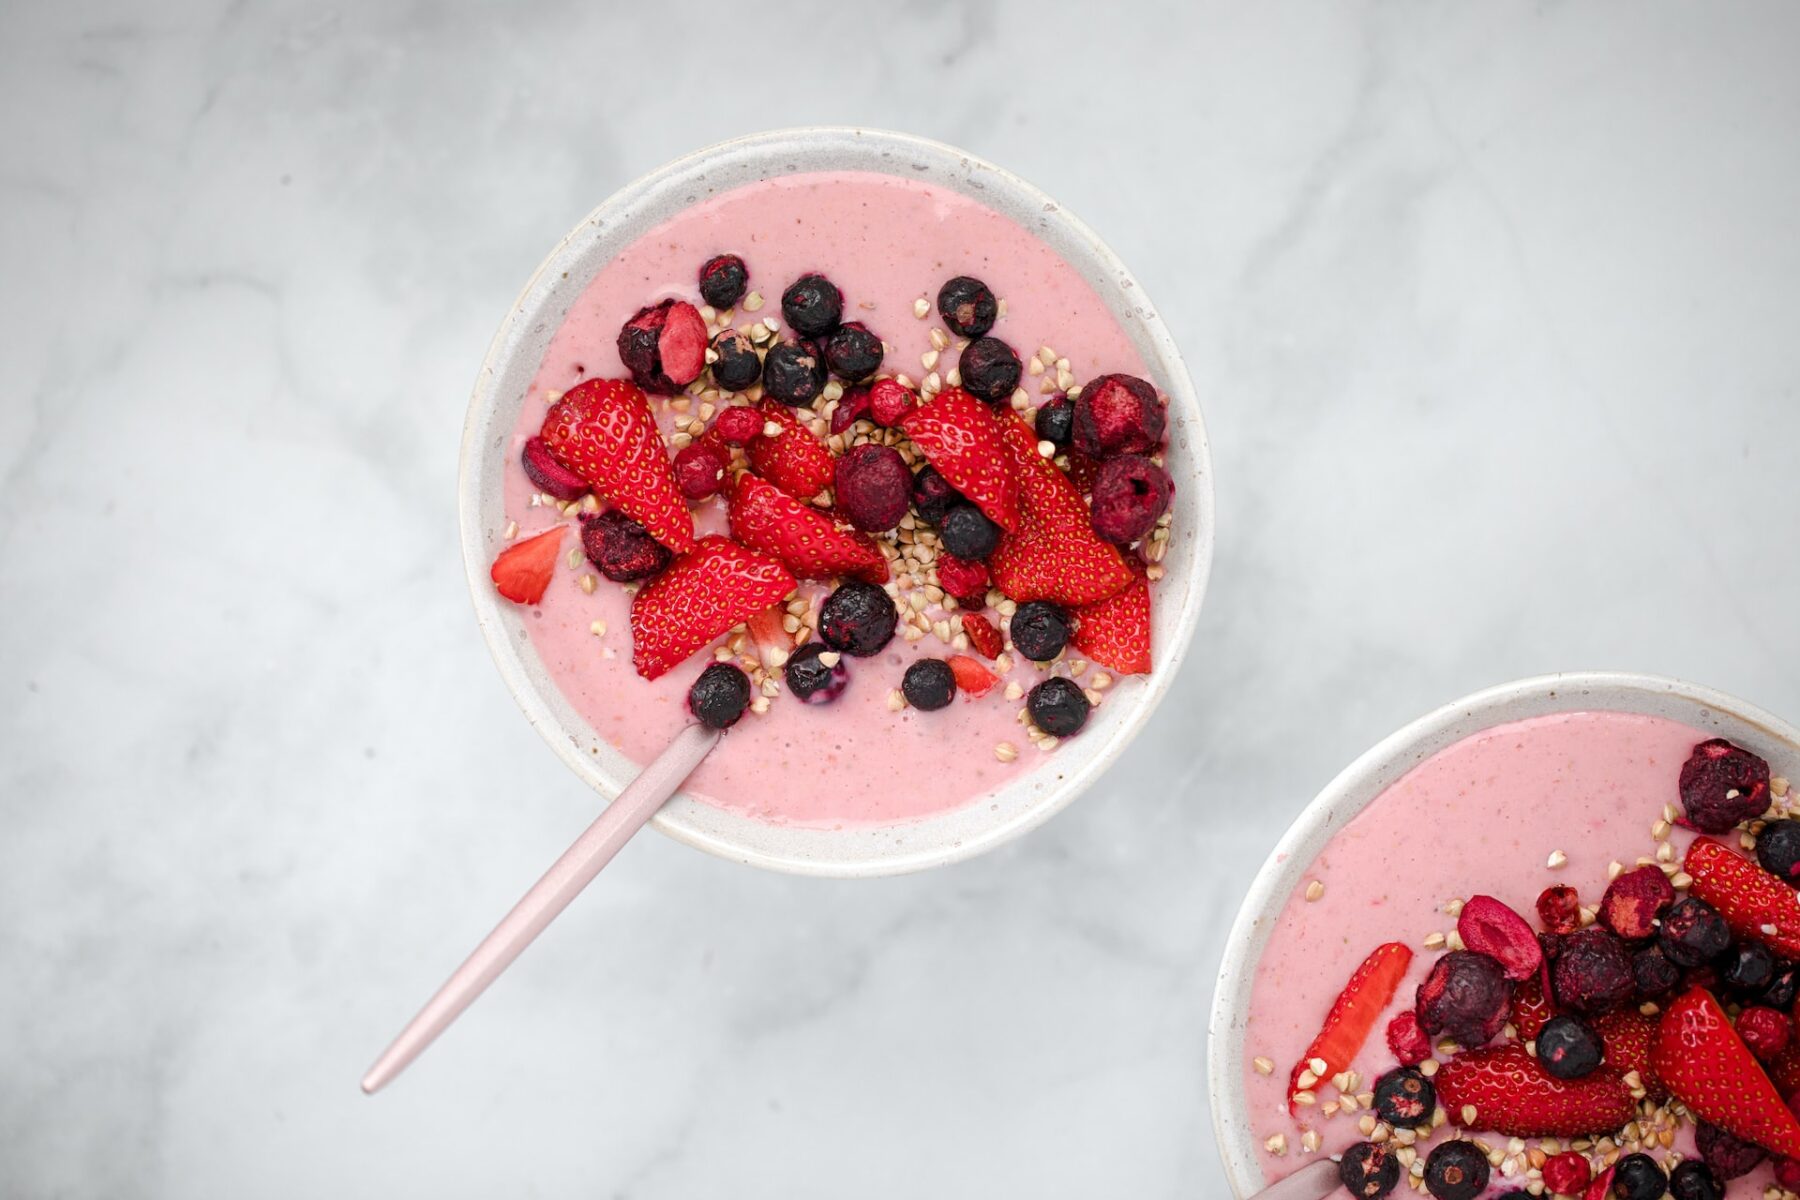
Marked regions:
[708,328,763,393]
[713,404,764,446]
[780,273,841,338]
[1551,928,1633,1016]
[1416,951,1511,1047]
[911,466,960,526]
[761,339,826,406]
[867,377,917,427]
[1759,819,1800,885]
[1423,1141,1489,1200]
[829,385,871,434]
[1610,1154,1665,1200]
[1680,737,1772,833]
[617,298,707,394]
[1737,1005,1791,1061]
[1386,1010,1432,1066]
[1599,865,1675,941]
[673,441,728,500]
[1338,1142,1400,1200]
[1010,601,1071,662]
[941,505,1001,560]
[1696,1122,1767,1179]
[958,336,1022,403]
[1668,1161,1723,1200]
[818,581,897,657]
[936,275,997,338]
[901,659,957,711]
[581,510,672,583]
[1372,1066,1435,1127]
[822,321,883,382]
[784,643,848,705]
[1035,393,1074,448]
[1632,945,1681,998]
[1027,677,1090,737]
[1089,454,1174,546]
[835,444,911,532]
[686,662,750,729]
[1721,941,1775,993]
[936,554,990,607]
[1072,373,1166,458]
[1536,1014,1604,1079]
[521,435,589,501]
[697,253,748,309]
[1658,896,1731,967]
[1537,885,1583,935]
[1542,1152,1593,1197]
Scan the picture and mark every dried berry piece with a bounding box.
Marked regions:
[958,336,1022,403]
[1372,1066,1435,1127]
[1696,1121,1767,1179]
[780,273,842,338]
[834,444,912,533]
[1737,1005,1792,1061]
[687,662,751,729]
[1632,945,1681,998]
[709,328,763,393]
[1458,895,1544,982]
[936,554,989,607]
[1659,896,1731,967]
[1599,865,1675,941]
[1542,1152,1593,1197]
[784,643,847,705]
[1035,393,1074,448]
[713,404,764,446]
[1759,819,1800,885]
[1416,951,1511,1047]
[1424,1141,1489,1200]
[617,298,707,394]
[1680,738,1772,833]
[822,321,884,382]
[697,253,748,309]
[1538,885,1583,935]
[867,377,917,427]
[761,339,827,406]
[1386,1010,1432,1066]
[581,510,673,583]
[1010,601,1071,662]
[1073,373,1166,458]
[521,436,590,501]
[901,659,957,711]
[1339,1142,1401,1200]
[1551,928,1634,1016]
[1536,1014,1604,1079]
[1089,453,1174,546]
[817,580,897,658]
[1775,1159,1800,1193]
[936,275,997,338]
[1028,677,1090,737]
[829,384,871,434]
[673,441,728,500]
[911,466,961,526]
[1762,961,1800,1009]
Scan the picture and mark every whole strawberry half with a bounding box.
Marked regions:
[747,402,835,501]
[1435,1043,1635,1138]
[988,414,1133,607]
[540,378,695,555]
[490,525,565,604]
[1686,838,1800,957]
[629,536,797,680]
[1070,570,1151,675]
[1651,985,1800,1157]
[1286,942,1412,1115]
[727,473,888,584]
[899,387,1020,531]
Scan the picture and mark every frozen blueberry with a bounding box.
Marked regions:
[1371,1067,1435,1127]
[784,643,848,705]
[1669,1160,1724,1200]
[1035,394,1074,449]
[1339,1142,1401,1200]
[1680,738,1772,833]
[822,321,884,382]
[1552,928,1634,1016]
[1696,1122,1766,1179]
[1632,945,1682,998]
[1423,1141,1489,1200]
[582,510,672,583]
[686,663,750,729]
[697,253,748,309]
[958,336,1022,403]
[1009,601,1071,662]
[940,505,1002,560]
[1762,962,1800,1010]
[780,273,842,338]
[1535,1014,1604,1079]
[1659,897,1731,968]
[1416,951,1511,1047]
[1758,819,1800,885]
[901,659,957,712]
[1027,677,1090,737]
[709,328,763,392]
[1610,1153,1666,1200]
[911,466,961,526]
[818,581,897,658]
[761,339,827,406]
[936,275,998,338]
[1721,942,1776,994]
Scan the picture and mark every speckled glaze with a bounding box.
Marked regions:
[1206,672,1800,1197]
[460,128,1215,877]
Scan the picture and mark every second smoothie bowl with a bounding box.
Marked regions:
[461,128,1214,877]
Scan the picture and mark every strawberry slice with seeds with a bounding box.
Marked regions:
[1436,1043,1636,1138]
[727,473,888,584]
[1594,1007,1665,1101]
[899,387,1020,531]
[947,654,998,697]
[988,413,1132,607]
[744,605,794,673]
[1286,942,1412,1115]
[1651,985,1800,1156]
[629,535,797,680]
[1686,838,1800,957]
[961,613,1003,659]
[489,526,566,604]
[1070,570,1151,675]
[747,402,835,501]
[1508,971,1555,1043]
[540,378,695,555]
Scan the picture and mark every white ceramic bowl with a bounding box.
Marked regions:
[1207,671,1800,1196]
[458,128,1215,878]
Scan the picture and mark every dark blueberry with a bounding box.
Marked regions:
[957,336,1022,403]
[935,275,998,338]
[1610,1153,1667,1200]
[581,510,672,583]
[1009,601,1071,662]
[901,659,957,712]
[818,581,898,658]
[1089,453,1174,546]
[911,466,961,526]
[761,339,826,406]
[1535,1014,1604,1079]
[821,321,884,382]
[1416,951,1511,1047]
[1632,945,1682,998]
[1696,1121,1766,1179]
[940,504,1002,560]
[1758,819,1800,886]
[1423,1141,1489,1200]
[780,272,842,338]
[1552,927,1634,1016]
[1371,1067,1435,1127]
[1338,1142,1401,1200]
[1027,677,1090,737]
[708,328,763,392]
[1073,373,1166,458]
[686,663,750,730]
[1680,737,1772,833]
[784,643,848,705]
[1721,941,1776,994]
[1659,896,1731,968]
[1035,394,1074,449]
[1762,961,1800,1010]
[1668,1160,1724,1200]
[697,253,748,309]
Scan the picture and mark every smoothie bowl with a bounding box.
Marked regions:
[1210,673,1800,1199]
[461,128,1213,877]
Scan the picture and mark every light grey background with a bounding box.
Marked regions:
[3,2,1797,1196]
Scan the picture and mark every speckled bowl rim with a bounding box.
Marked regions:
[1206,671,1800,1196]
[458,127,1215,878]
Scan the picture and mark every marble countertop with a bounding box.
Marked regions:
[4,2,1798,1196]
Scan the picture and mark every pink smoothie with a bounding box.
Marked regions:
[501,171,1153,828]
[1241,711,1764,1191]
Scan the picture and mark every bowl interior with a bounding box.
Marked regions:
[460,127,1215,877]
[1206,671,1800,1196]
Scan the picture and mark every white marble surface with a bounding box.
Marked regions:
[3,2,1798,1196]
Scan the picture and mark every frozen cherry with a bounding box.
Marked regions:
[1679,738,1772,833]
[1072,373,1165,458]
[867,377,916,427]
[1658,896,1730,968]
[1457,895,1543,982]
[835,444,912,533]
[713,404,764,446]
[1089,454,1174,546]
[1537,885,1583,935]
[1599,865,1675,941]
[521,436,589,501]
[1696,1121,1766,1179]
[1632,945,1681,998]
[617,298,707,395]
[581,510,672,583]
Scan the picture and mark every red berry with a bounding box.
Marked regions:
[1386,1010,1432,1066]
[1601,866,1675,940]
[1537,885,1582,935]
[1776,1158,1800,1191]
[713,405,764,446]
[1072,373,1165,458]
[829,384,872,434]
[1680,738,1772,833]
[935,554,990,606]
[1542,1151,1592,1196]
[1457,895,1543,982]
[673,441,728,500]
[868,377,917,427]
[1416,951,1511,1047]
[834,444,912,533]
[521,436,589,501]
[1088,453,1173,546]
[1739,1006,1793,1062]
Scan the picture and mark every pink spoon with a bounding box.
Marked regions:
[361,722,721,1093]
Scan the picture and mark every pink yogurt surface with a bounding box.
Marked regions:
[1241,710,1761,1191]
[501,170,1153,828]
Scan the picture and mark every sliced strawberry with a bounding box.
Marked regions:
[988,413,1132,607]
[540,378,695,554]
[1651,986,1800,1156]
[629,535,796,680]
[899,387,1020,531]
[935,554,990,606]
[745,605,793,673]
[726,473,888,584]
[1686,838,1800,957]
[1594,1007,1665,1101]
[1509,972,1555,1043]
[1584,1165,1616,1200]
[489,526,565,605]
[747,402,834,501]
[947,655,998,698]
[1070,571,1151,674]
[961,613,1002,659]
[1435,1043,1635,1138]
[1770,1042,1800,1097]
[1286,942,1412,1115]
